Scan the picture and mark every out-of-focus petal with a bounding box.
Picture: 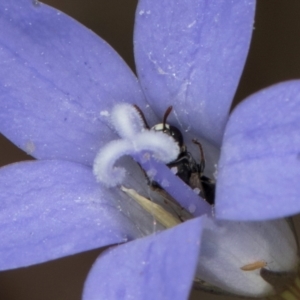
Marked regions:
[0,160,142,270]
[134,0,255,146]
[0,0,152,166]
[83,217,203,300]
[216,80,300,220]
[196,217,298,297]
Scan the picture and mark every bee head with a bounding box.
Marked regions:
[151,123,184,148]
[151,106,184,149]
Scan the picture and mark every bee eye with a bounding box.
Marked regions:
[151,123,184,148]
[168,126,183,148]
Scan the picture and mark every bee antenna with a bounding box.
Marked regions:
[163,106,173,131]
[133,104,150,129]
[192,139,205,173]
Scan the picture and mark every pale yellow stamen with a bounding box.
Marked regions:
[121,186,181,228]
[241,260,267,271]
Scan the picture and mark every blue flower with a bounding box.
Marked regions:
[0,0,300,299]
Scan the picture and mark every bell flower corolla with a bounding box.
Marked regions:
[0,0,299,299]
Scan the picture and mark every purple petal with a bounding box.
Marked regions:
[216,80,300,220]
[0,160,141,270]
[0,0,150,166]
[134,0,255,146]
[134,153,211,217]
[83,217,203,300]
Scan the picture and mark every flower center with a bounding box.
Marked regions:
[93,103,211,217]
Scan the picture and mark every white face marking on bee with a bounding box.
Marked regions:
[240,261,267,271]
[151,123,170,131]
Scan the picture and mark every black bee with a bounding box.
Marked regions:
[134,105,215,206]
[133,105,225,295]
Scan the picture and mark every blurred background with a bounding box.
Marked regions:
[0,0,300,299]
